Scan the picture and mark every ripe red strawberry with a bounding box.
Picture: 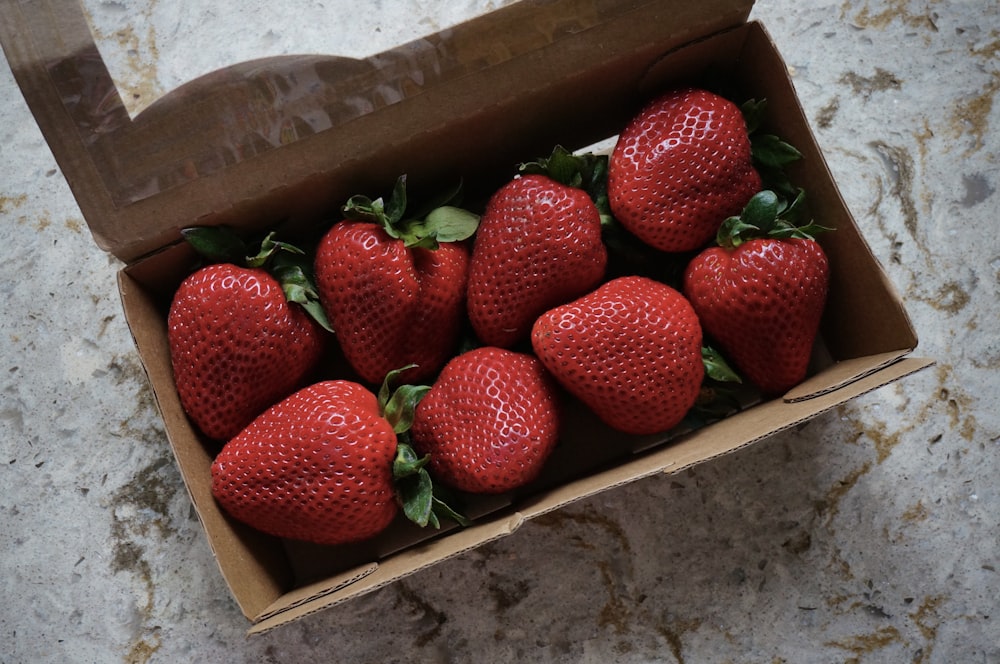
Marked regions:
[314,177,478,385]
[211,373,468,546]
[212,381,399,545]
[168,230,327,441]
[608,87,762,253]
[467,151,608,348]
[683,190,830,396]
[410,347,560,494]
[531,276,703,435]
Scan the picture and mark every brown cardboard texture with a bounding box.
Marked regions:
[2,0,932,633]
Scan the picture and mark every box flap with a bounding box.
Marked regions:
[0,0,753,264]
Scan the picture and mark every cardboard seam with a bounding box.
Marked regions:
[253,563,379,623]
[783,349,915,403]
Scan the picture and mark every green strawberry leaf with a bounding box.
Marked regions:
[343,175,479,249]
[377,364,431,433]
[271,261,334,333]
[716,214,760,249]
[398,471,434,527]
[378,365,412,412]
[780,187,807,221]
[181,226,248,263]
[519,145,611,214]
[343,193,391,226]
[245,231,305,268]
[393,442,471,529]
[751,133,803,169]
[383,384,431,433]
[702,345,742,383]
[740,96,804,201]
[520,144,580,186]
[384,175,409,225]
[397,205,481,249]
[393,440,431,476]
[740,98,767,135]
[422,205,481,242]
[741,98,803,168]
[394,445,435,527]
[343,175,407,228]
[741,190,781,232]
[432,489,471,527]
[717,189,832,248]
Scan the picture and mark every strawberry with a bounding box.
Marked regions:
[531,275,704,435]
[467,148,608,348]
[211,371,467,546]
[167,229,329,441]
[410,347,560,494]
[607,87,762,253]
[683,190,830,396]
[314,176,479,385]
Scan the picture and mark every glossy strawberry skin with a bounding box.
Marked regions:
[167,263,325,441]
[410,347,560,494]
[683,238,829,396]
[531,276,703,435]
[314,220,469,385]
[608,88,761,253]
[211,380,399,546]
[467,174,607,348]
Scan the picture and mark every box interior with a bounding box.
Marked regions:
[2,0,930,633]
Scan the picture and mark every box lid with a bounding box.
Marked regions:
[0,0,754,264]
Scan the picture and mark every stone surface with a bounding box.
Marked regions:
[1,1,998,662]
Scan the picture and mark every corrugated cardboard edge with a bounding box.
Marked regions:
[247,355,932,633]
[783,350,912,402]
[253,563,379,623]
[517,356,934,520]
[247,512,527,635]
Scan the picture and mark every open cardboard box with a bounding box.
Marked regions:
[2,0,932,633]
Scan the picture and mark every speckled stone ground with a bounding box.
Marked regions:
[1,1,998,662]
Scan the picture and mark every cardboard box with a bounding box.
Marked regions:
[1,0,931,633]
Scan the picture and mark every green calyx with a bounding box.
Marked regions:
[180,226,333,332]
[342,175,480,250]
[682,346,744,427]
[377,366,470,530]
[741,98,804,202]
[519,145,614,227]
[702,345,741,384]
[716,189,833,250]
